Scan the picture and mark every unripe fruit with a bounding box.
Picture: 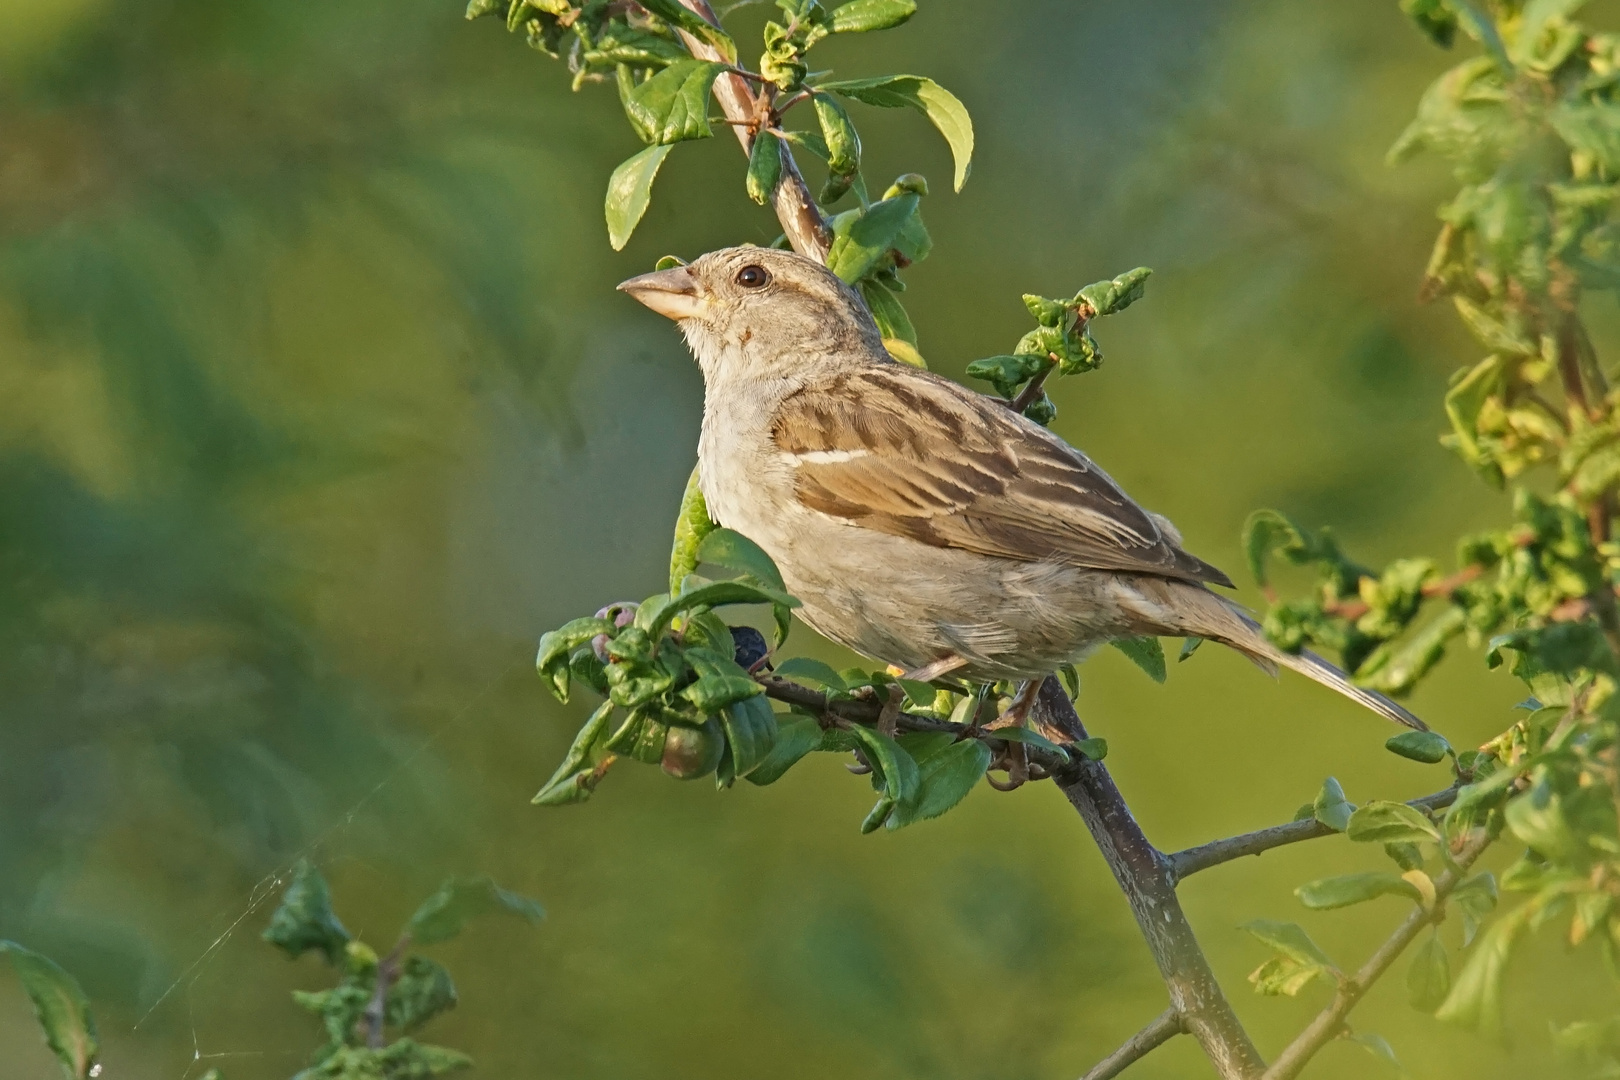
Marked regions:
[661,719,725,780]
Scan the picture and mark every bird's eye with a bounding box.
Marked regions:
[735,264,770,289]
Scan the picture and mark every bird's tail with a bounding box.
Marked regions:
[1144,580,1428,731]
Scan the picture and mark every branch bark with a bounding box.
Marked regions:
[1259,830,1494,1080]
[675,0,831,260]
[1168,785,1461,882]
[1037,679,1266,1080]
[1078,1007,1186,1080]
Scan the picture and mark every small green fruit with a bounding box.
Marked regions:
[661,719,725,779]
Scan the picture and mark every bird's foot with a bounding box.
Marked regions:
[984,678,1041,731]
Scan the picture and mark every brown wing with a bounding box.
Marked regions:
[770,365,1234,588]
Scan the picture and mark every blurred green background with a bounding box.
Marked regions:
[1,0,1615,1076]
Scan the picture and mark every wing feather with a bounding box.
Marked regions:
[772,366,1234,587]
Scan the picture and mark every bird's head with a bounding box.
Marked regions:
[617,246,885,382]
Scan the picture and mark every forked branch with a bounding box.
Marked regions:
[1078,1007,1186,1080]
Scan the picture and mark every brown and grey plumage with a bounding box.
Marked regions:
[618,245,1425,731]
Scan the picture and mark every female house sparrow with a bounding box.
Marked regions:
[619,246,1425,731]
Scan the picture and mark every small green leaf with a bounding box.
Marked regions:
[605,143,674,251]
[746,129,782,205]
[533,700,615,805]
[1073,736,1107,761]
[824,192,931,283]
[1313,777,1355,832]
[386,956,459,1033]
[1385,730,1452,764]
[1076,267,1152,315]
[669,467,717,594]
[696,527,788,592]
[262,860,352,963]
[850,725,920,832]
[860,280,918,348]
[721,693,779,778]
[0,942,99,1080]
[1242,919,1337,968]
[813,93,862,176]
[1110,636,1166,682]
[886,738,990,829]
[682,674,765,712]
[1179,636,1205,661]
[817,75,974,191]
[407,877,545,945]
[743,716,823,785]
[1346,800,1442,844]
[536,616,616,702]
[828,0,916,33]
[623,59,728,144]
[1295,871,1421,910]
[1347,1032,1402,1072]
[772,656,847,690]
[1407,933,1451,1012]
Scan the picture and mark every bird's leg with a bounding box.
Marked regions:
[876,684,903,738]
[985,678,1041,731]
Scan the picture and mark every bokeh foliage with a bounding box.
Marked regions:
[4,0,1619,1078]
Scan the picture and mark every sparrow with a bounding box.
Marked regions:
[617,246,1424,731]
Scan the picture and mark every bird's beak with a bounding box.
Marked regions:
[616,265,708,321]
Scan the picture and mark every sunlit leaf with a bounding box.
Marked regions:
[669,467,717,594]
[1295,871,1421,910]
[696,528,789,592]
[623,59,728,144]
[1385,729,1452,764]
[828,0,916,33]
[817,75,974,191]
[533,701,615,805]
[746,130,782,205]
[605,144,674,251]
[1313,777,1355,832]
[635,0,738,61]
[1435,903,1532,1039]
[1346,800,1442,844]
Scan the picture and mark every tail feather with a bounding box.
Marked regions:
[1144,580,1429,730]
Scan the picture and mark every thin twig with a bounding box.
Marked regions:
[1008,357,1056,413]
[1260,830,1494,1080]
[675,0,830,259]
[1037,680,1266,1080]
[1078,1007,1186,1080]
[1167,785,1461,883]
[359,934,410,1049]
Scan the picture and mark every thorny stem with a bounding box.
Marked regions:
[1036,679,1267,1080]
[675,0,831,260]
[1168,785,1461,882]
[1260,830,1495,1080]
[1078,1007,1186,1080]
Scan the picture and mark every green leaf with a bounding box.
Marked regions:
[696,527,788,592]
[262,859,352,963]
[721,693,779,778]
[886,737,991,829]
[669,466,717,594]
[896,678,936,707]
[605,144,674,251]
[1241,508,1306,586]
[1242,919,1337,968]
[1504,785,1580,861]
[828,0,916,33]
[743,716,823,785]
[681,673,765,712]
[1073,736,1108,761]
[623,59,728,144]
[407,877,545,945]
[1110,636,1166,682]
[1076,267,1152,315]
[1347,1032,1402,1072]
[1346,800,1442,844]
[1435,902,1532,1038]
[860,280,918,348]
[386,956,458,1032]
[772,656,847,690]
[1385,730,1452,764]
[0,942,99,1080]
[1313,777,1355,832]
[1295,871,1421,910]
[817,75,974,191]
[746,129,782,205]
[1407,933,1451,1012]
[1399,0,1457,46]
[850,725,920,832]
[639,579,799,639]
[635,0,738,61]
[964,354,1048,398]
[824,192,931,284]
[1179,636,1205,661]
[812,93,861,176]
[533,700,615,805]
[536,616,616,702]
